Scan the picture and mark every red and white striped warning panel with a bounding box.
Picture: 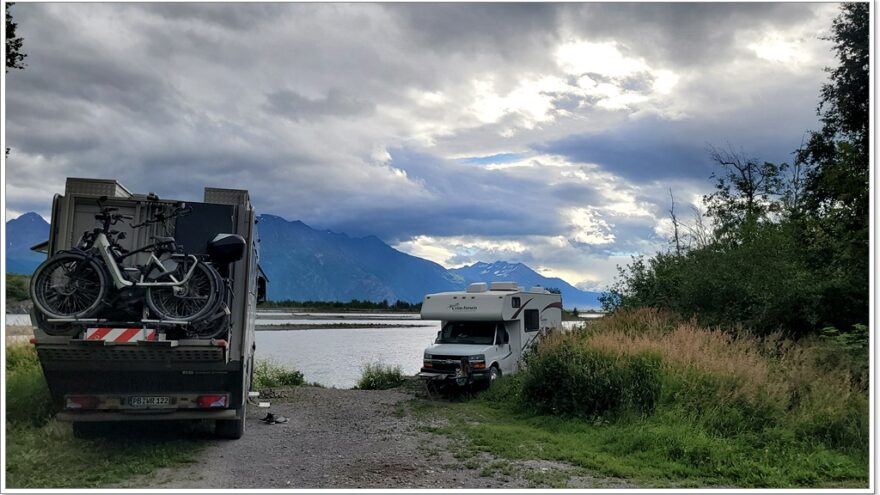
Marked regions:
[85,328,158,342]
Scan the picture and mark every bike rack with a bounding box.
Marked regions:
[46,318,101,323]
[46,317,190,327]
[141,319,190,326]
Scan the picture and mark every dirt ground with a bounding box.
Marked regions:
[117,386,636,489]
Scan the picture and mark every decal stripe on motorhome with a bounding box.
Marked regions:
[542,302,563,311]
[511,298,534,319]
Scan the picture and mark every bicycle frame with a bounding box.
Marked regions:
[94,233,199,290]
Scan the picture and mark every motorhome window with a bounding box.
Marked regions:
[438,321,498,345]
[524,310,539,332]
[499,326,509,344]
[511,297,520,308]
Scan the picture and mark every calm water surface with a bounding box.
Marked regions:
[256,322,441,389]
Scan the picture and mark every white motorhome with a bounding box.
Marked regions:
[418,282,562,388]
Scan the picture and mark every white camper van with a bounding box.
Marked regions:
[418,282,562,388]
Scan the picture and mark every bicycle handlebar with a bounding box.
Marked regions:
[129,203,191,229]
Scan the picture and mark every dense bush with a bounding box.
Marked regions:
[604,223,825,335]
[355,362,405,390]
[521,341,661,418]
[253,359,304,389]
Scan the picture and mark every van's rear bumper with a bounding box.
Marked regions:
[57,409,239,422]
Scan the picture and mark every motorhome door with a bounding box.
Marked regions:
[497,322,520,374]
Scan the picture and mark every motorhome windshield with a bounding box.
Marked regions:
[438,321,500,345]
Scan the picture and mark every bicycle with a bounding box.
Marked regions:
[30,196,225,330]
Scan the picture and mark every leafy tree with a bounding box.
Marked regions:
[6,2,26,72]
[6,2,25,157]
[794,2,869,330]
[704,146,786,241]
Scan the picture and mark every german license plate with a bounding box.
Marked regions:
[128,396,172,408]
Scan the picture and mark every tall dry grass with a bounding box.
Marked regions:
[525,308,868,453]
[574,309,863,407]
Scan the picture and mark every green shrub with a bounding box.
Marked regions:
[356,362,405,390]
[5,345,56,426]
[6,343,41,372]
[253,359,304,389]
[6,274,30,301]
[520,345,661,418]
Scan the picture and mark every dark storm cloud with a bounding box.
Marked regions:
[391,3,824,70]
[536,77,820,185]
[265,89,375,121]
[535,123,714,183]
[390,3,560,57]
[145,3,287,31]
[331,148,566,241]
[548,182,605,205]
[559,3,823,68]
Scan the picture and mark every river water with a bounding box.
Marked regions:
[257,323,442,388]
[5,311,597,389]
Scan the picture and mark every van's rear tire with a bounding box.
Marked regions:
[216,406,246,439]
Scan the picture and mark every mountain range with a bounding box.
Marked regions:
[5,212,602,308]
[6,212,49,275]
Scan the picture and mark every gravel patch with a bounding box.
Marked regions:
[119,386,634,489]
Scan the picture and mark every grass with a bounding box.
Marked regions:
[5,344,207,488]
[355,362,405,390]
[252,358,305,389]
[5,344,55,426]
[413,309,869,488]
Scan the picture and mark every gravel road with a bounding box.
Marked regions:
[123,385,636,489]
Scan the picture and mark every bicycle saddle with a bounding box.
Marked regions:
[152,236,176,244]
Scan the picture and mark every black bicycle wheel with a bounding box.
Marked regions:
[145,260,221,322]
[30,253,107,320]
[188,308,231,339]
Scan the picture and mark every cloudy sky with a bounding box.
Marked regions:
[5,2,839,290]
